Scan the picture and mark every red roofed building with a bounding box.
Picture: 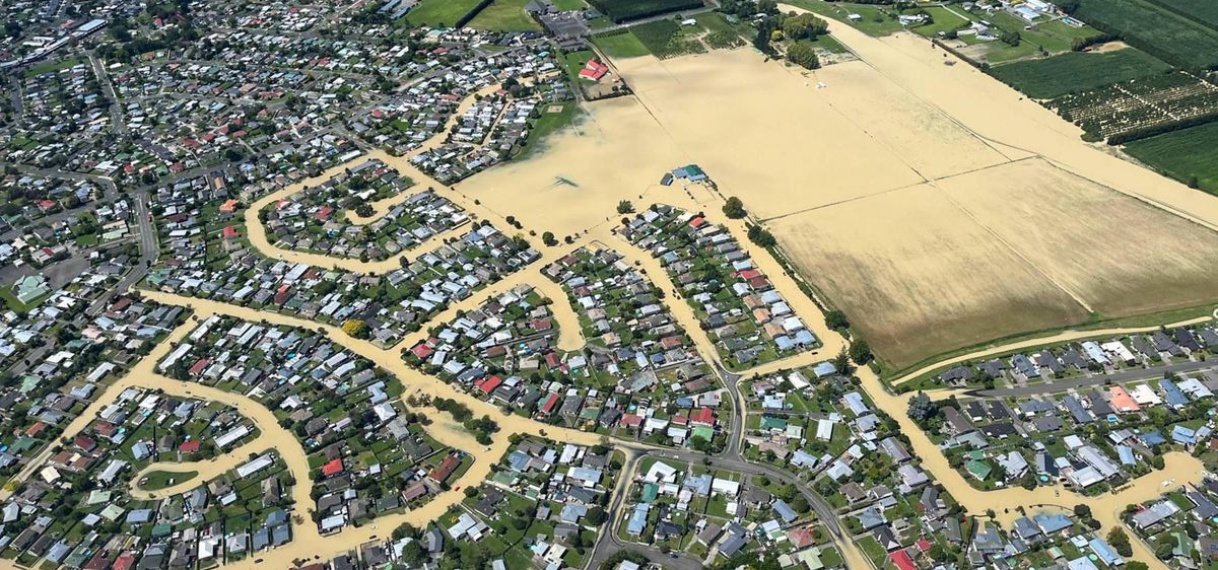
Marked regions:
[274,284,292,305]
[222,226,240,239]
[188,358,210,377]
[112,553,137,570]
[539,392,561,417]
[692,407,715,427]
[889,550,916,570]
[315,206,334,221]
[410,343,434,359]
[578,59,609,81]
[321,458,344,477]
[689,216,706,228]
[429,454,460,484]
[179,440,201,454]
[476,375,502,395]
[621,414,643,428]
[74,435,97,453]
[219,199,240,213]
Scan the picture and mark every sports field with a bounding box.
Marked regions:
[1124,122,1218,194]
[989,48,1171,99]
[406,0,483,26]
[467,0,541,31]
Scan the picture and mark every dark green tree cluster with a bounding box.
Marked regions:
[786,41,821,70]
[722,196,747,219]
[782,13,829,41]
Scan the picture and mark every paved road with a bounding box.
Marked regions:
[966,359,1215,399]
[586,363,846,570]
[585,450,705,570]
[89,51,126,136]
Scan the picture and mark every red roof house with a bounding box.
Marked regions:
[578,59,609,81]
[321,458,344,477]
[889,550,916,570]
[410,343,435,359]
[429,454,460,483]
[477,375,502,395]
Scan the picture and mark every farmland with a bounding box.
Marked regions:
[1144,0,1218,29]
[769,179,1093,372]
[989,48,1172,99]
[591,30,653,58]
[1124,122,1218,194]
[588,0,704,23]
[1051,72,1218,141]
[1073,0,1218,68]
[630,19,706,58]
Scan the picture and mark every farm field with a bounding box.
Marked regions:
[467,0,542,31]
[1051,72,1218,141]
[767,178,1092,371]
[1144,0,1218,29]
[630,19,706,58]
[937,159,1218,322]
[406,0,483,26]
[591,30,652,58]
[1124,122,1218,194]
[1073,0,1218,68]
[588,0,703,23]
[989,48,1172,99]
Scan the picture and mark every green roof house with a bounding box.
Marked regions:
[966,460,992,481]
[13,275,49,304]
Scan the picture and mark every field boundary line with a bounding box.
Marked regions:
[1038,156,1218,235]
[759,155,1040,223]
[927,179,1096,314]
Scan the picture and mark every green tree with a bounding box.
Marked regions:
[542,231,557,246]
[754,19,774,54]
[586,506,607,525]
[787,41,820,70]
[782,13,828,41]
[907,392,940,424]
[722,196,747,219]
[824,309,849,330]
[1107,527,1132,557]
[616,200,634,214]
[849,339,872,364]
